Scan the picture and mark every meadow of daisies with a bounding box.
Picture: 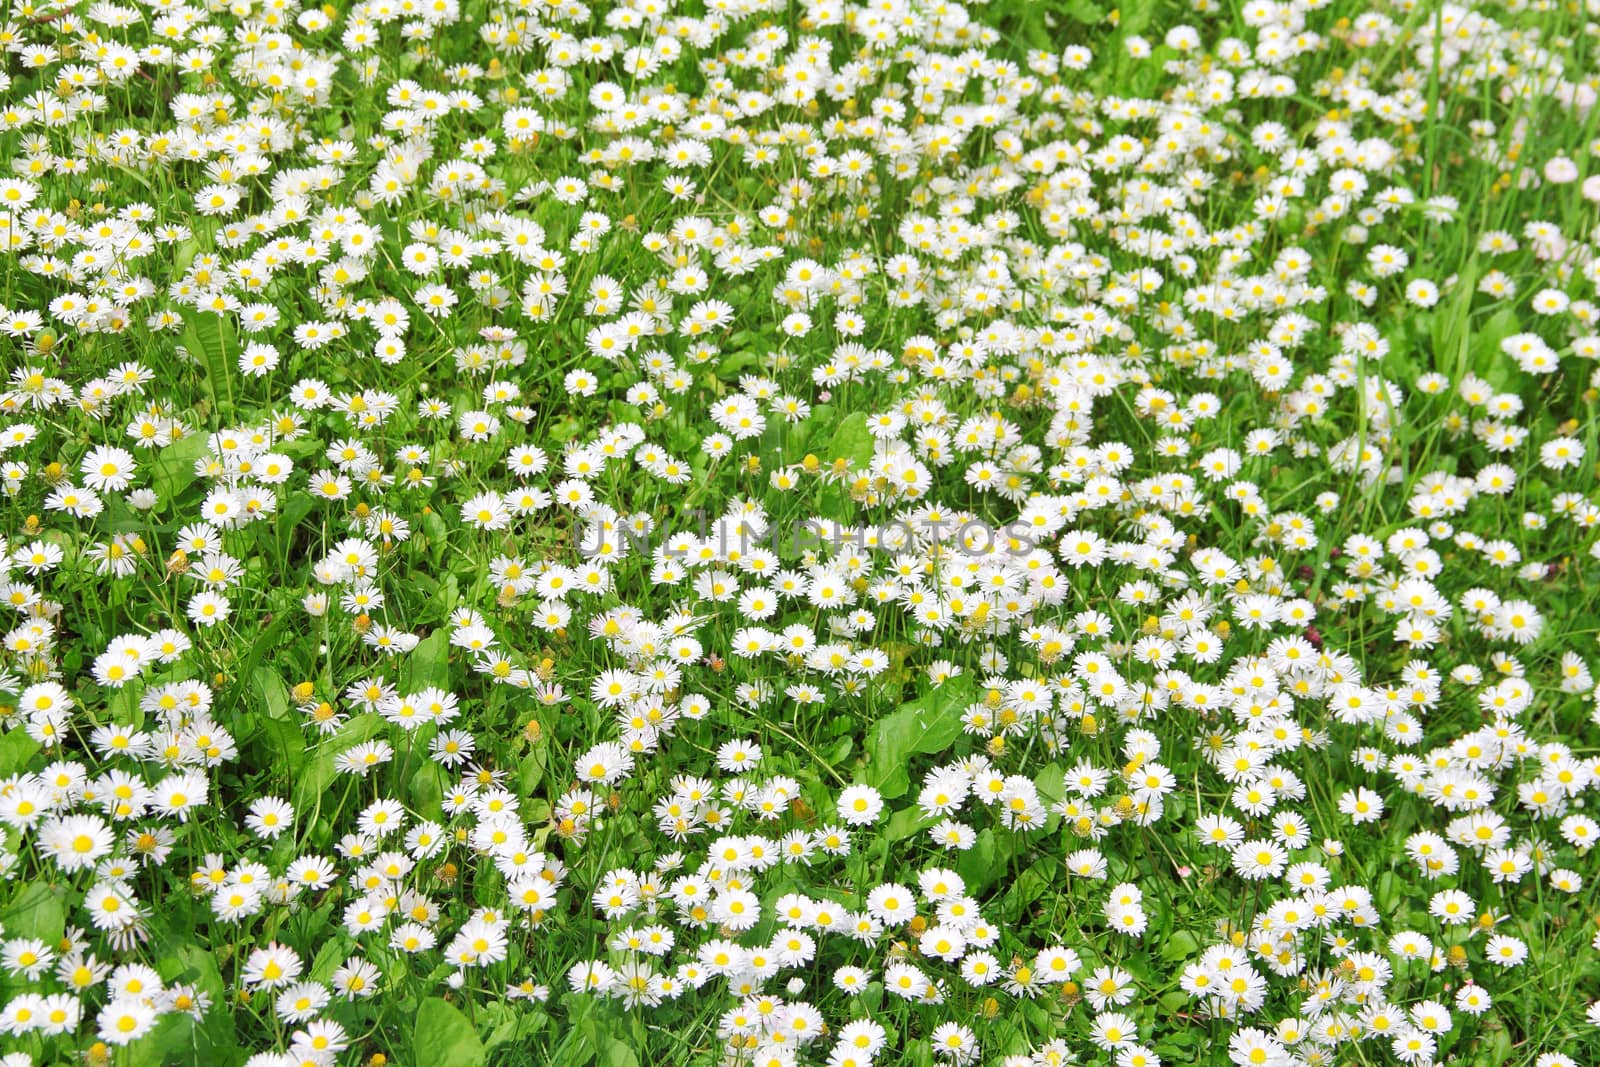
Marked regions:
[3,0,1600,1061]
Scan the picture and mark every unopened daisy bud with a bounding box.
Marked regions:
[167,550,190,575]
[524,719,543,743]
[1080,713,1099,736]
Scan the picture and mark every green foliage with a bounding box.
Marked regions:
[414,997,487,1067]
[866,675,974,799]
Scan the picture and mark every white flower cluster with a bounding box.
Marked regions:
[0,0,1597,1062]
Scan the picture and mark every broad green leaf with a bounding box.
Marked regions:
[1473,306,1523,390]
[1033,761,1065,806]
[608,399,646,426]
[292,712,385,814]
[144,945,236,1063]
[600,1037,640,1067]
[1117,0,1157,35]
[278,491,316,537]
[408,758,447,815]
[865,675,974,798]
[1064,0,1104,22]
[126,1013,204,1067]
[253,668,292,720]
[309,937,348,983]
[404,629,451,691]
[170,944,228,1004]
[956,829,1004,893]
[413,997,486,1067]
[151,431,212,505]
[716,349,758,378]
[0,727,39,777]
[827,411,875,469]
[520,747,548,797]
[1160,929,1201,962]
[884,805,930,842]
[181,311,237,418]
[1,881,67,944]
[998,858,1054,923]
